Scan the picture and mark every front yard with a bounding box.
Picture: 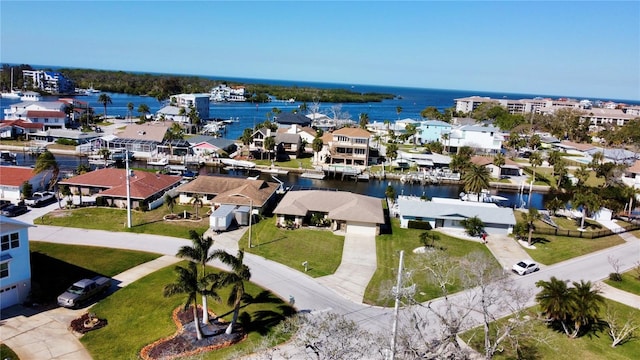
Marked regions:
[243,215,344,278]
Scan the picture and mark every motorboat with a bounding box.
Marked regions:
[300,170,325,179]
[459,189,508,203]
[147,157,169,166]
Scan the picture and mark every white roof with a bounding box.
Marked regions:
[397,197,516,225]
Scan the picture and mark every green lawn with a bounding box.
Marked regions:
[29,241,160,304]
[364,218,498,306]
[253,156,313,169]
[0,344,19,360]
[244,216,344,277]
[82,261,293,360]
[34,205,209,239]
[605,271,640,296]
[462,300,640,360]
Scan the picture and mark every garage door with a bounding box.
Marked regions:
[346,221,377,236]
[0,284,19,309]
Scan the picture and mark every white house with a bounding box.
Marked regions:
[0,216,33,309]
[447,124,504,154]
[0,165,53,203]
[169,93,210,120]
[3,101,70,129]
[396,197,516,235]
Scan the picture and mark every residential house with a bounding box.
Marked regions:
[274,132,302,159]
[396,197,516,235]
[0,216,33,309]
[279,124,317,152]
[272,190,385,236]
[274,113,311,129]
[250,127,273,155]
[328,127,371,167]
[447,124,504,154]
[187,135,238,157]
[58,168,182,210]
[0,166,53,203]
[416,120,452,145]
[0,120,43,139]
[27,128,101,146]
[169,93,210,120]
[106,122,171,158]
[3,100,70,130]
[622,160,640,189]
[470,156,522,178]
[175,175,280,214]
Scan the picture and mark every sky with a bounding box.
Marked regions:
[1,1,639,100]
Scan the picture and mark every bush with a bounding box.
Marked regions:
[56,138,78,146]
[609,272,623,282]
[408,220,432,230]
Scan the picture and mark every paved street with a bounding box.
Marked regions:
[1,206,639,359]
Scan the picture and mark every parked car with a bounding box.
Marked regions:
[24,191,56,207]
[1,204,28,217]
[512,259,539,275]
[0,200,12,210]
[57,276,112,308]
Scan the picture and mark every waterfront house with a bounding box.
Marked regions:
[447,124,504,155]
[174,175,280,214]
[0,120,44,139]
[169,94,210,120]
[58,168,182,210]
[187,135,238,157]
[416,120,452,145]
[250,127,273,156]
[273,190,384,236]
[0,165,53,203]
[3,100,70,130]
[106,122,171,158]
[274,132,302,159]
[622,160,640,189]
[328,127,371,168]
[0,216,33,309]
[470,156,522,178]
[27,128,102,146]
[278,124,317,152]
[274,112,312,128]
[396,197,516,235]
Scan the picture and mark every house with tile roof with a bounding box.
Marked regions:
[0,120,44,139]
[174,175,280,214]
[0,216,33,309]
[58,168,182,209]
[0,166,53,203]
[396,196,516,235]
[272,190,384,236]
[470,155,522,178]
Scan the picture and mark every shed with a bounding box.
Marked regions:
[210,204,237,231]
[234,205,251,226]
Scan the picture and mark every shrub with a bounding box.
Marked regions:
[56,138,78,146]
[408,220,432,230]
[608,272,622,282]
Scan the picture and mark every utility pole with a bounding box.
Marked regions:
[125,150,132,228]
[390,250,404,360]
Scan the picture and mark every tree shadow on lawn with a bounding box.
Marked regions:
[214,290,296,336]
[531,237,550,246]
[254,235,288,247]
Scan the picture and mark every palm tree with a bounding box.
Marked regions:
[127,102,134,123]
[191,193,203,219]
[493,152,505,178]
[164,122,184,156]
[385,143,398,165]
[97,93,112,118]
[573,164,590,187]
[527,151,543,207]
[441,132,450,154]
[545,197,565,216]
[462,164,491,201]
[33,150,59,190]
[396,106,403,120]
[164,193,176,215]
[97,148,111,168]
[137,104,151,121]
[312,136,324,164]
[573,191,601,230]
[163,262,205,340]
[177,230,218,325]
[547,150,562,177]
[264,136,276,161]
[358,113,369,129]
[535,276,574,336]
[211,249,252,334]
[570,280,604,338]
[523,207,541,246]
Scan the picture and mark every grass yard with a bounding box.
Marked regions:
[461,300,640,360]
[253,156,313,169]
[34,205,209,239]
[244,216,344,277]
[364,218,498,306]
[523,234,624,265]
[29,241,160,304]
[82,261,294,360]
[0,344,19,360]
[605,271,640,296]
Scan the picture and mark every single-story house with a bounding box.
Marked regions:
[187,135,238,157]
[0,120,44,139]
[175,175,280,214]
[106,122,171,158]
[58,168,182,210]
[0,216,33,309]
[0,165,53,203]
[272,190,385,236]
[396,197,516,235]
[470,156,522,178]
[27,128,102,145]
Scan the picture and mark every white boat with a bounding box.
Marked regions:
[300,170,325,180]
[459,189,508,203]
[261,167,289,175]
[219,158,255,168]
[147,157,169,166]
[1,68,22,99]
[21,91,42,101]
[87,155,114,166]
[0,151,17,164]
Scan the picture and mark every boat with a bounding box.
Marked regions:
[20,91,42,101]
[0,151,17,164]
[147,157,169,166]
[87,155,114,167]
[356,173,370,181]
[219,158,255,169]
[261,166,289,175]
[459,189,508,203]
[300,170,326,180]
[1,68,22,99]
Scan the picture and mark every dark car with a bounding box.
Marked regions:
[1,204,28,217]
[0,200,12,210]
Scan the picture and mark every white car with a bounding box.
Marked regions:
[512,259,539,275]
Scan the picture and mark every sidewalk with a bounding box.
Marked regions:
[0,255,181,360]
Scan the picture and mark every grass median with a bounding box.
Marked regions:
[604,270,640,296]
[364,218,498,306]
[243,215,344,277]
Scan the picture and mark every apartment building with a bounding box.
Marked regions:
[22,70,74,94]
